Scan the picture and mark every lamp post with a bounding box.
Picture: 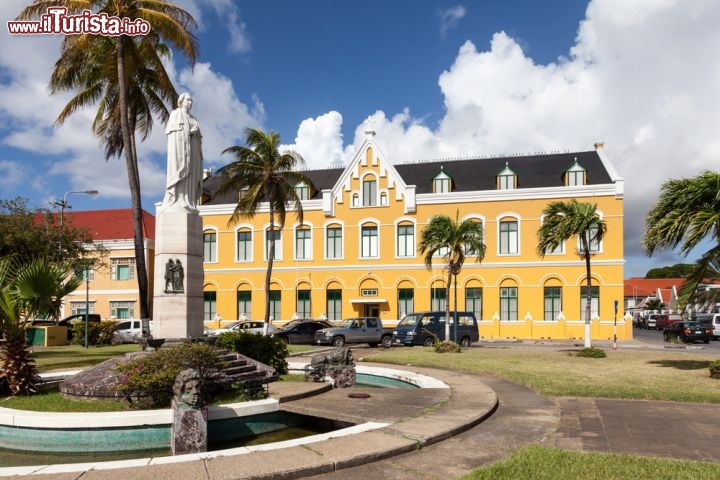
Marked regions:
[54,190,99,252]
[85,266,90,348]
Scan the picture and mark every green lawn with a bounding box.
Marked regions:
[459,445,720,480]
[365,345,720,403]
[33,344,142,372]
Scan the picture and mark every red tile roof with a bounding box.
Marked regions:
[59,209,155,240]
[624,277,685,297]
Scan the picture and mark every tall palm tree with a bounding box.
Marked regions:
[418,213,486,341]
[537,199,607,348]
[643,171,720,309]
[0,258,82,396]
[216,128,315,324]
[17,0,199,321]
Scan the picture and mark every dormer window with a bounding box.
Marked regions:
[295,181,310,200]
[565,158,586,186]
[433,168,452,193]
[497,162,516,190]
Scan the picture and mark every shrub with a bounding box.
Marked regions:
[709,360,720,379]
[215,331,288,375]
[115,342,225,409]
[433,341,462,353]
[71,321,116,346]
[575,347,606,358]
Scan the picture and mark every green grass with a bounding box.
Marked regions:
[1,390,126,412]
[365,346,720,403]
[459,445,720,480]
[32,344,142,372]
[286,344,326,354]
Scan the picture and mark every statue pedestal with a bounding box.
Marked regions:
[153,208,204,339]
[170,401,208,455]
[326,367,356,388]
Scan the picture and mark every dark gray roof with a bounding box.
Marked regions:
[202,150,612,205]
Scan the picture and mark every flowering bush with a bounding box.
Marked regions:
[115,343,224,409]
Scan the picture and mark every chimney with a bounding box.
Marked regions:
[594,142,605,150]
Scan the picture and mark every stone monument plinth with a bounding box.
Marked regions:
[152,208,204,339]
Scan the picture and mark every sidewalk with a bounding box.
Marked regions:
[306,374,720,480]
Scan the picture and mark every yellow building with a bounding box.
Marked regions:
[60,208,155,322]
[200,133,629,341]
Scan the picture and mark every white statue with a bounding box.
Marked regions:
[162,92,203,211]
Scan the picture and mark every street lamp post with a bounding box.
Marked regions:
[85,267,90,348]
[54,190,99,251]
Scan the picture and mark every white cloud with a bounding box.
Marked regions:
[438,5,466,37]
[282,112,346,169]
[0,1,264,204]
[290,0,720,276]
[181,0,251,54]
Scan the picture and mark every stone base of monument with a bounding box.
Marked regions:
[325,367,356,388]
[153,209,204,339]
[171,401,208,455]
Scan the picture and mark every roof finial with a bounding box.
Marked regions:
[365,119,376,140]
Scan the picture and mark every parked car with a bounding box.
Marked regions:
[315,317,394,348]
[111,319,144,344]
[270,319,334,344]
[393,311,479,347]
[207,320,278,336]
[652,314,684,330]
[692,313,720,340]
[662,321,712,344]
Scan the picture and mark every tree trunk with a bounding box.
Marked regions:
[453,272,458,343]
[265,203,275,326]
[116,37,150,321]
[583,235,592,348]
[445,263,452,341]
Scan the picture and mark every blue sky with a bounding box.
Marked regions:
[1,0,719,277]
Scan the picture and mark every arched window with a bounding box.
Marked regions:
[396,222,415,257]
[362,178,377,206]
[203,229,217,263]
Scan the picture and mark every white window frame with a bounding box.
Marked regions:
[324,223,344,260]
[111,257,135,281]
[362,175,378,207]
[360,223,379,259]
[294,224,313,261]
[295,181,310,200]
[235,226,253,262]
[203,228,218,263]
[395,219,416,258]
[264,227,283,261]
[433,171,451,193]
[498,215,520,256]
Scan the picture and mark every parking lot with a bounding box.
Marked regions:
[633,325,720,352]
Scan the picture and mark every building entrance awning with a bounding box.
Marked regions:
[349,298,388,304]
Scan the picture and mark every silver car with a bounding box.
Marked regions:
[207,320,278,336]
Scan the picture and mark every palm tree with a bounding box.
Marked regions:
[643,171,720,309]
[17,0,199,321]
[418,213,486,341]
[216,129,315,324]
[0,258,82,396]
[537,199,607,348]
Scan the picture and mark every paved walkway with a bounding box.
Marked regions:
[306,373,720,480]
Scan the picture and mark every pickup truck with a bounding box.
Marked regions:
[314,317,393,348]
